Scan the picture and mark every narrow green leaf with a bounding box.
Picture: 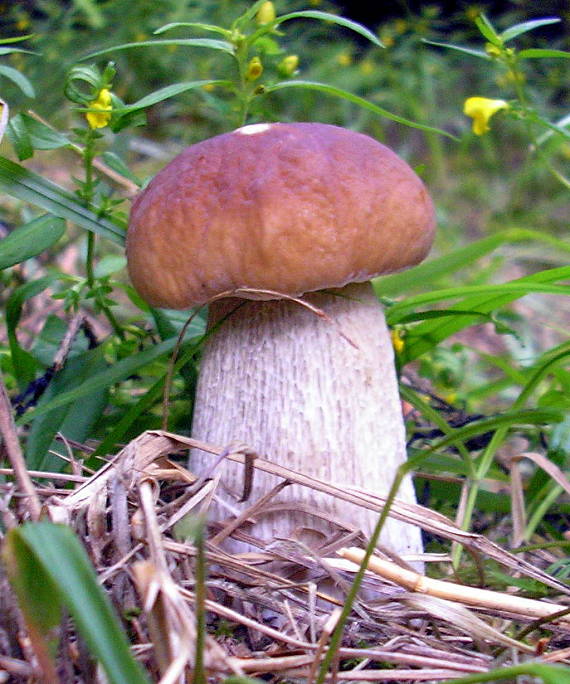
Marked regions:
[154,22,230,37]
[102,151,142,185]
[443,662,570,683]
[422,39,491,60]
[387,282,570,323]
[0,34,35,45]
[25,347,109,471]
[0,214,65,270]
[17,336,183,425]
[15,112,71,150]
[6,113,34,160]
[234,0,271,28]
[0,47,36,56]
[501,17,561,43]
[94,254,127,278]
[0,64,35,97]
[265,80,455,138]
[376,232,508,296]
[7,275,57,387]
[119,79,231,113]
[91,330,203,458]
[6,522,151,684]
[474,14,502,45]
[518,48,570,59]
[536,113,570,146]
[272,11,382,47]
[0,157,125,244]
[397,266,570,363]
[83,38,234,60]
[408,408,562,464]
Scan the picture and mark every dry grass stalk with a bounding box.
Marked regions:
[339,547,570,625]
[0,372,42,521]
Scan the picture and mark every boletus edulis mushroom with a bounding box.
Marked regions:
[127,122,435,563]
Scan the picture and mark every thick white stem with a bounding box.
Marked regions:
[190,282,422,559]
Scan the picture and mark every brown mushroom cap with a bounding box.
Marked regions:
[127,122,435,309]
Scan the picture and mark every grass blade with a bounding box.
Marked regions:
[0,214,65,270]
[393,266,570,363]
[0,157,125,244]
[376,228,570,297]
[4,522,150,684]
[17,336,184,425]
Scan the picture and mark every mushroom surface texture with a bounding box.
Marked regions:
[127,122,436,566]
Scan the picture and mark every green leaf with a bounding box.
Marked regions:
[409,409,562,463]
[271,11,382,47]
[118,79,231,113]
[5,522,151,684]
[0,34,35,45]
[387,281,570,324]
[6,113,34,160]
[30,314,90,367]
[25,346,109,471]
[397,266,570,363]
[101,151,142,186]
[442,662,570,683]
[264,81,455,138]
[0,64,35,97]
[0,157,125,244]
[0,47,36,56]
[17,336,184,425]
[501,17,561,43]
[13,112,71,151]
[154,21,230,37]
[94,254,127,278]
[83,38,235,61]
[422,39,491,60]
[234,0,271,28]
[90,327,204,458]
[536,113,570,146]
[474,13,502,46]
[518,48,570,59]
[0,214,65,270]
[6,275,58,387]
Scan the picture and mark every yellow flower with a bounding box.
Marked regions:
[463,96,509,135]
[336,52,352,67]
[245,57,263,81]
[86,88,112,129]
[390,328,405,355]
[256,1,276,24]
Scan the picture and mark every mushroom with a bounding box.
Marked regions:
[127,122,435,562]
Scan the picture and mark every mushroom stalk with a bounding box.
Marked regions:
[190,281,423,560]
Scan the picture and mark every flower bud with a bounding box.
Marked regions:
[256,2,276,25]
[246,56,263,81]
[485,42,502,58]
[278,54,299,77]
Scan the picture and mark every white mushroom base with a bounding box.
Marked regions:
[190,282,422,561]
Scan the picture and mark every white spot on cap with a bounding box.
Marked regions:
[235,123,273,136]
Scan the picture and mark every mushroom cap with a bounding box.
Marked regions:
[127,122,436,309]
